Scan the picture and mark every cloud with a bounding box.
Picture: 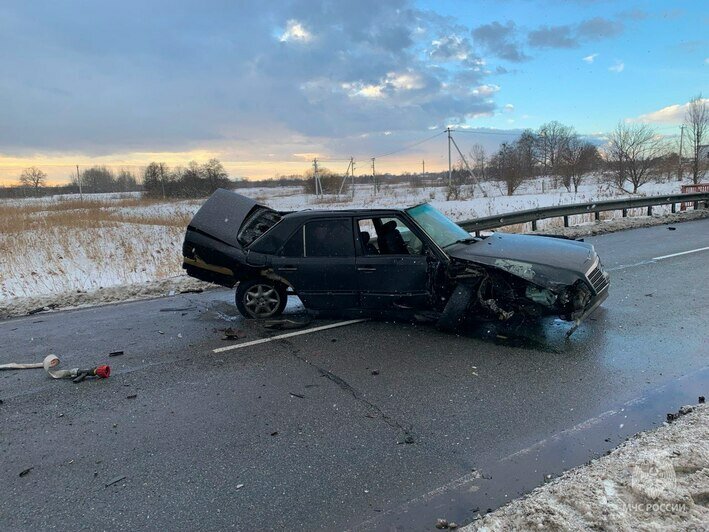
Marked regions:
[472,21,529,62]
[528,25,577,49]
[582,53,599,63]
[503,103,514,112]
[576,17,624,40]
[628,99,709,125]
[527,17,624,50]
[0,0,498,160]
[429,34,472,62]
[280,20,313,43]
[608,60,625,73]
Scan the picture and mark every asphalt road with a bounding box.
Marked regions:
[1,219,708,531]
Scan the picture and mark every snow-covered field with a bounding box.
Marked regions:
[0,176,698,314]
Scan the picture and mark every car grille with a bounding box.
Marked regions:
[587,262,609,294]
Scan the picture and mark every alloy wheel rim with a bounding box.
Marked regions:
[244,284,281,318]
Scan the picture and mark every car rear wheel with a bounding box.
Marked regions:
[235,279,287,319]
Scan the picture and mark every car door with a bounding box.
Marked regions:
[355,216,430,309]
[270,217,358,310]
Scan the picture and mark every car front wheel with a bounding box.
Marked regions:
[235,279,287,319]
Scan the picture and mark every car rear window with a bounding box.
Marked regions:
[237,207,282,247]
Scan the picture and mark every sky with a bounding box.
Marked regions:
[0,0,707,184]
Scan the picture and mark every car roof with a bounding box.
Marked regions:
[281,208,407,220]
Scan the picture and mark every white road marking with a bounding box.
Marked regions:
[212,319,367,353]
[652,246,709,261]
[607,246,709,272]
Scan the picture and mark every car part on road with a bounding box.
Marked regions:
[0,355,110,382]
[262,316,313,330]
[183,189,610,333]
[222,327,247,340]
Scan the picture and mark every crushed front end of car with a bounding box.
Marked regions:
[436,232,610,336]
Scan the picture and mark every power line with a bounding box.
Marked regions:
[372,130,446,159]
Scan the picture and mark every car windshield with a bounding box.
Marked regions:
[405,203,473,249]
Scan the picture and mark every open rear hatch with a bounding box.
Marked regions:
[183,189,282,286]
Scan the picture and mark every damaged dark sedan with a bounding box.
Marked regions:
[183,189,609,334]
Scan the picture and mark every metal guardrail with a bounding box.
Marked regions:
[459,192,709,235]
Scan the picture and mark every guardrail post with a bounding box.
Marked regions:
[531,220,538,231]
[647,205,652,216]
[671,203,676,214]
[594,211,600,221]
[694,201,699,209]
[622,208,627,217]
[563,215,569,227]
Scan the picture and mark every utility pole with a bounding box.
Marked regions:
[422,159,425,176]
[75,165,83,201]
[313,158,320,197]
[678,124,685,182]
[447,127,452,189]
[350,156,355,198]
[371,158,377,195]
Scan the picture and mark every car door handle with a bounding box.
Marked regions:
[357,266,376,272]
[278,266,298,271]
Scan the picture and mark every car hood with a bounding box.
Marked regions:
[187,189,261,248]
[447,232,596,289]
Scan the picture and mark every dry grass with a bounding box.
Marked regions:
[0,197,193,233]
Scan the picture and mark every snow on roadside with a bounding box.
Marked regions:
[462,405,709,531]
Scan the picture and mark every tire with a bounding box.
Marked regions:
[235,279,288,319]
[436,283,475,332]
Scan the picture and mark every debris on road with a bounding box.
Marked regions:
[222,327,246,340]
[0,361,44,370]
[27,303,58,315]
[289,392,305,399]
[105,475,126,488]
[699,396,705,404]
[370,370,380,376]
[19,467,33,477]
[668,226,677,230]
[179,288,204,294]
[108,350,124,357]
[1,355,110,383]
[263,317,312,330]
[667,404,694,422]
[436,518,449,529]
[126,394,137,399]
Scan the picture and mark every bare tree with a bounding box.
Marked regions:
[559,137,600,193]
[19,167,47,190]
[683,93,708,184]
[469,143,487,181]
[606,123,664,193]
[536,121,574,180]
[491,142,525,195]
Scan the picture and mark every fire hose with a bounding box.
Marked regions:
[0,355,110,383]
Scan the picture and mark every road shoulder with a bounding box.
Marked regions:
[463,404,708,531]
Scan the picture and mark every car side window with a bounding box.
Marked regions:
[304,219,354,257]
[357,217,424,255]
[280,226,304,257]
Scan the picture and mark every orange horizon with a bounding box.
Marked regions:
[0,151,451,186]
